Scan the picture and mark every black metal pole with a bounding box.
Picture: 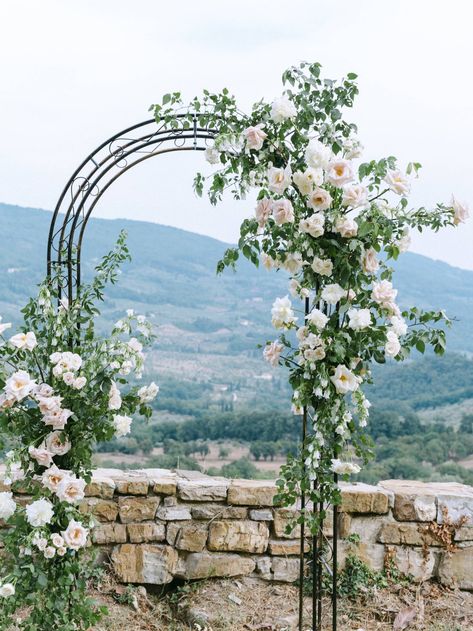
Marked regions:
[332,472,339,631]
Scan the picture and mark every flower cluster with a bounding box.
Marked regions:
[154,61,468,533]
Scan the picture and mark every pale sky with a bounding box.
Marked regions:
[1,0,472,269]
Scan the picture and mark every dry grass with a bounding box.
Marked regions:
[89,574,473,631]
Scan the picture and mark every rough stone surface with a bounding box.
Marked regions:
[79,498,119,523]
[157,505,192,521]
[249,509,273,521]
[208,520,269,553]
[340,483,389,514]
[127,522,166,543]
[271,557,299,582]
[116,479,149,496]
[85,475,116,499]
[179,552,256,580]
[228,480,277,507]
[111,544,178,584]
[380,480,438,521]
[438,546,473,589]
[339,541,386,572]
[177,474,228,501]
[118,497,160,523]
[191,504,247,520]
[390,546,437,582]
[92,523,127,545]
[437,489,473,524]
[378,522,440,547]
[268,539,308,556]
[454,526,473,542]
[273,508,300,539]
[166,522,208,552]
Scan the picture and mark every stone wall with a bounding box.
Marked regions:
[2,469,473,589]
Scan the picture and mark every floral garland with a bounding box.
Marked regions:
[0,233,159,629]
[151,61,469,533]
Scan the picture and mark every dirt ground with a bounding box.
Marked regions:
[91,575,473,631]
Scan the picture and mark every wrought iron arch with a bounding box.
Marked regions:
[47,115,339,631]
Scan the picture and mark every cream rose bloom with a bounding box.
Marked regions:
[305,138,332,169]
[397,229,411,253]
[331,459,361,475]
[0,317,12,335]
[321,283,346,305]
[390,316,407,336]
[113,414,133,437]
[362,248,379,274]
[452,196,469,225]
[347,308,372,330]
[42,465,68,492]
[204,146,220,165]
[0,491,17,520]
[73,376,87,390]
[311,256,333,277]
[342,184,368,208]
[255,198,272,227]
[43,408,73,430]
[9,331,37,351]
[325,159,354,187]
[306,308,329,330]
[283,252,303,273]
[334,216,358,238]
[293,168,323,195]
[384,169,410,195]
[371,280,398,309]
[303,347,326,362]
[62,519,89,550]
[270,96,297,123]
[45,431,71,456]
[0,583,15,598]
[385,331,401,357]
[44,546,56,559]
[108,381,122,411]
[62,371,75,386]
[267,165,292,195]
[138,382,159,404]
[28,446,54,468]
[299,213,325,238]
[272,199,294,225]
[51,534,65,548]
[263,340,284,367]
[271,296,297,329]
[330,365,360,395]
[244,124,267,150]
[5,370,36,401]
[56,476,86,504]
[26,498,54,527]
[307,187,332,212]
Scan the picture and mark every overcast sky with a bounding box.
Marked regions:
[1,0,472,269]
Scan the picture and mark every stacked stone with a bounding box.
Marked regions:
[1,469,473,589]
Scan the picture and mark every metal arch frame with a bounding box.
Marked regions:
[46,114,339,631]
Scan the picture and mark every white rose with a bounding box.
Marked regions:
[288,279,309,299]
[306,308,329,330]
[45,431,71,456]
[0,394,15,411]
[384,169,410,195]
[52,364,63,377]
[283,252,303,274]
[9,331,37,351]
[5,370,36,401]
[62,519,89,550]
[51,533,65,548]
[0,317,12,335]
[371,280,398,309]
[452,196,469,225]
[261,253,278,270]
[270,96,297,123]
[37,395,63,415]
[113,414,132,438]
[347,308,372,330]
[343,138,363,159]
[303,346,326,362]
[293,168,324,195]
[362,248,379,274]
[32,535,48,551]
[42,465,68,492]
[330,365,360,395]
[390,316,408,336]
[244,124,267,150]
[267,165,292,195]
[325,159,354,187]
[307,187,332,211]
[126,309,135,317]
[255,198,272,228]
[271,296,297,329]
[385,331,401,357]
[272,199,294,225]
[138,382,159,404]
[0,583,15,598]
[334,216,358,238]
[305,138,332,169]
[49,352,62,364]
[0,491,17,520]
[204,146,220,165]
[73,376,87,390]
[28,446,54,468]
[35,383,54,398]
[108,381,122,411]
[331,459,361,475]
[342,184,368,209]
[128,337,143,353]
[57,547,67,556]
[26,498,54,527]
[56,476,86,504]
[299,213,325,238]
[263,340,284,367]
[321,283,346,305]
[62,372,75,386]
[43,408,73,430]
[44,546,56,559]
[311,256,333,277]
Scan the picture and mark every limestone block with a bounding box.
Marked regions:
[179,552,256,580]
[268,539,308,556]
[271,557,299,582]
[438,546,473,589]
[344,514,391,542]
[249,509,273,521]
[390,546,437,582]
[227,480,278,507]
[127,522,166,543]
[111,544,178,584]
[208,520,269,553]
[338,541,386,572]
[437,491,473,525]
[191,504,247,520]
[454,526,473,542]
[79,498,119,523]
[133,468,177,495]
[92,523,127,545]
[177,474,228,502]
[118,496,160,523]
[166,521,208,552]
[379,481,437,521]
[156,505,192,521]
[116,479,149,496]
[85,473,116,499]
[378,522,440,547]
[340,483,389,515]
[254,556,272,580]
[273,508,300,539]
